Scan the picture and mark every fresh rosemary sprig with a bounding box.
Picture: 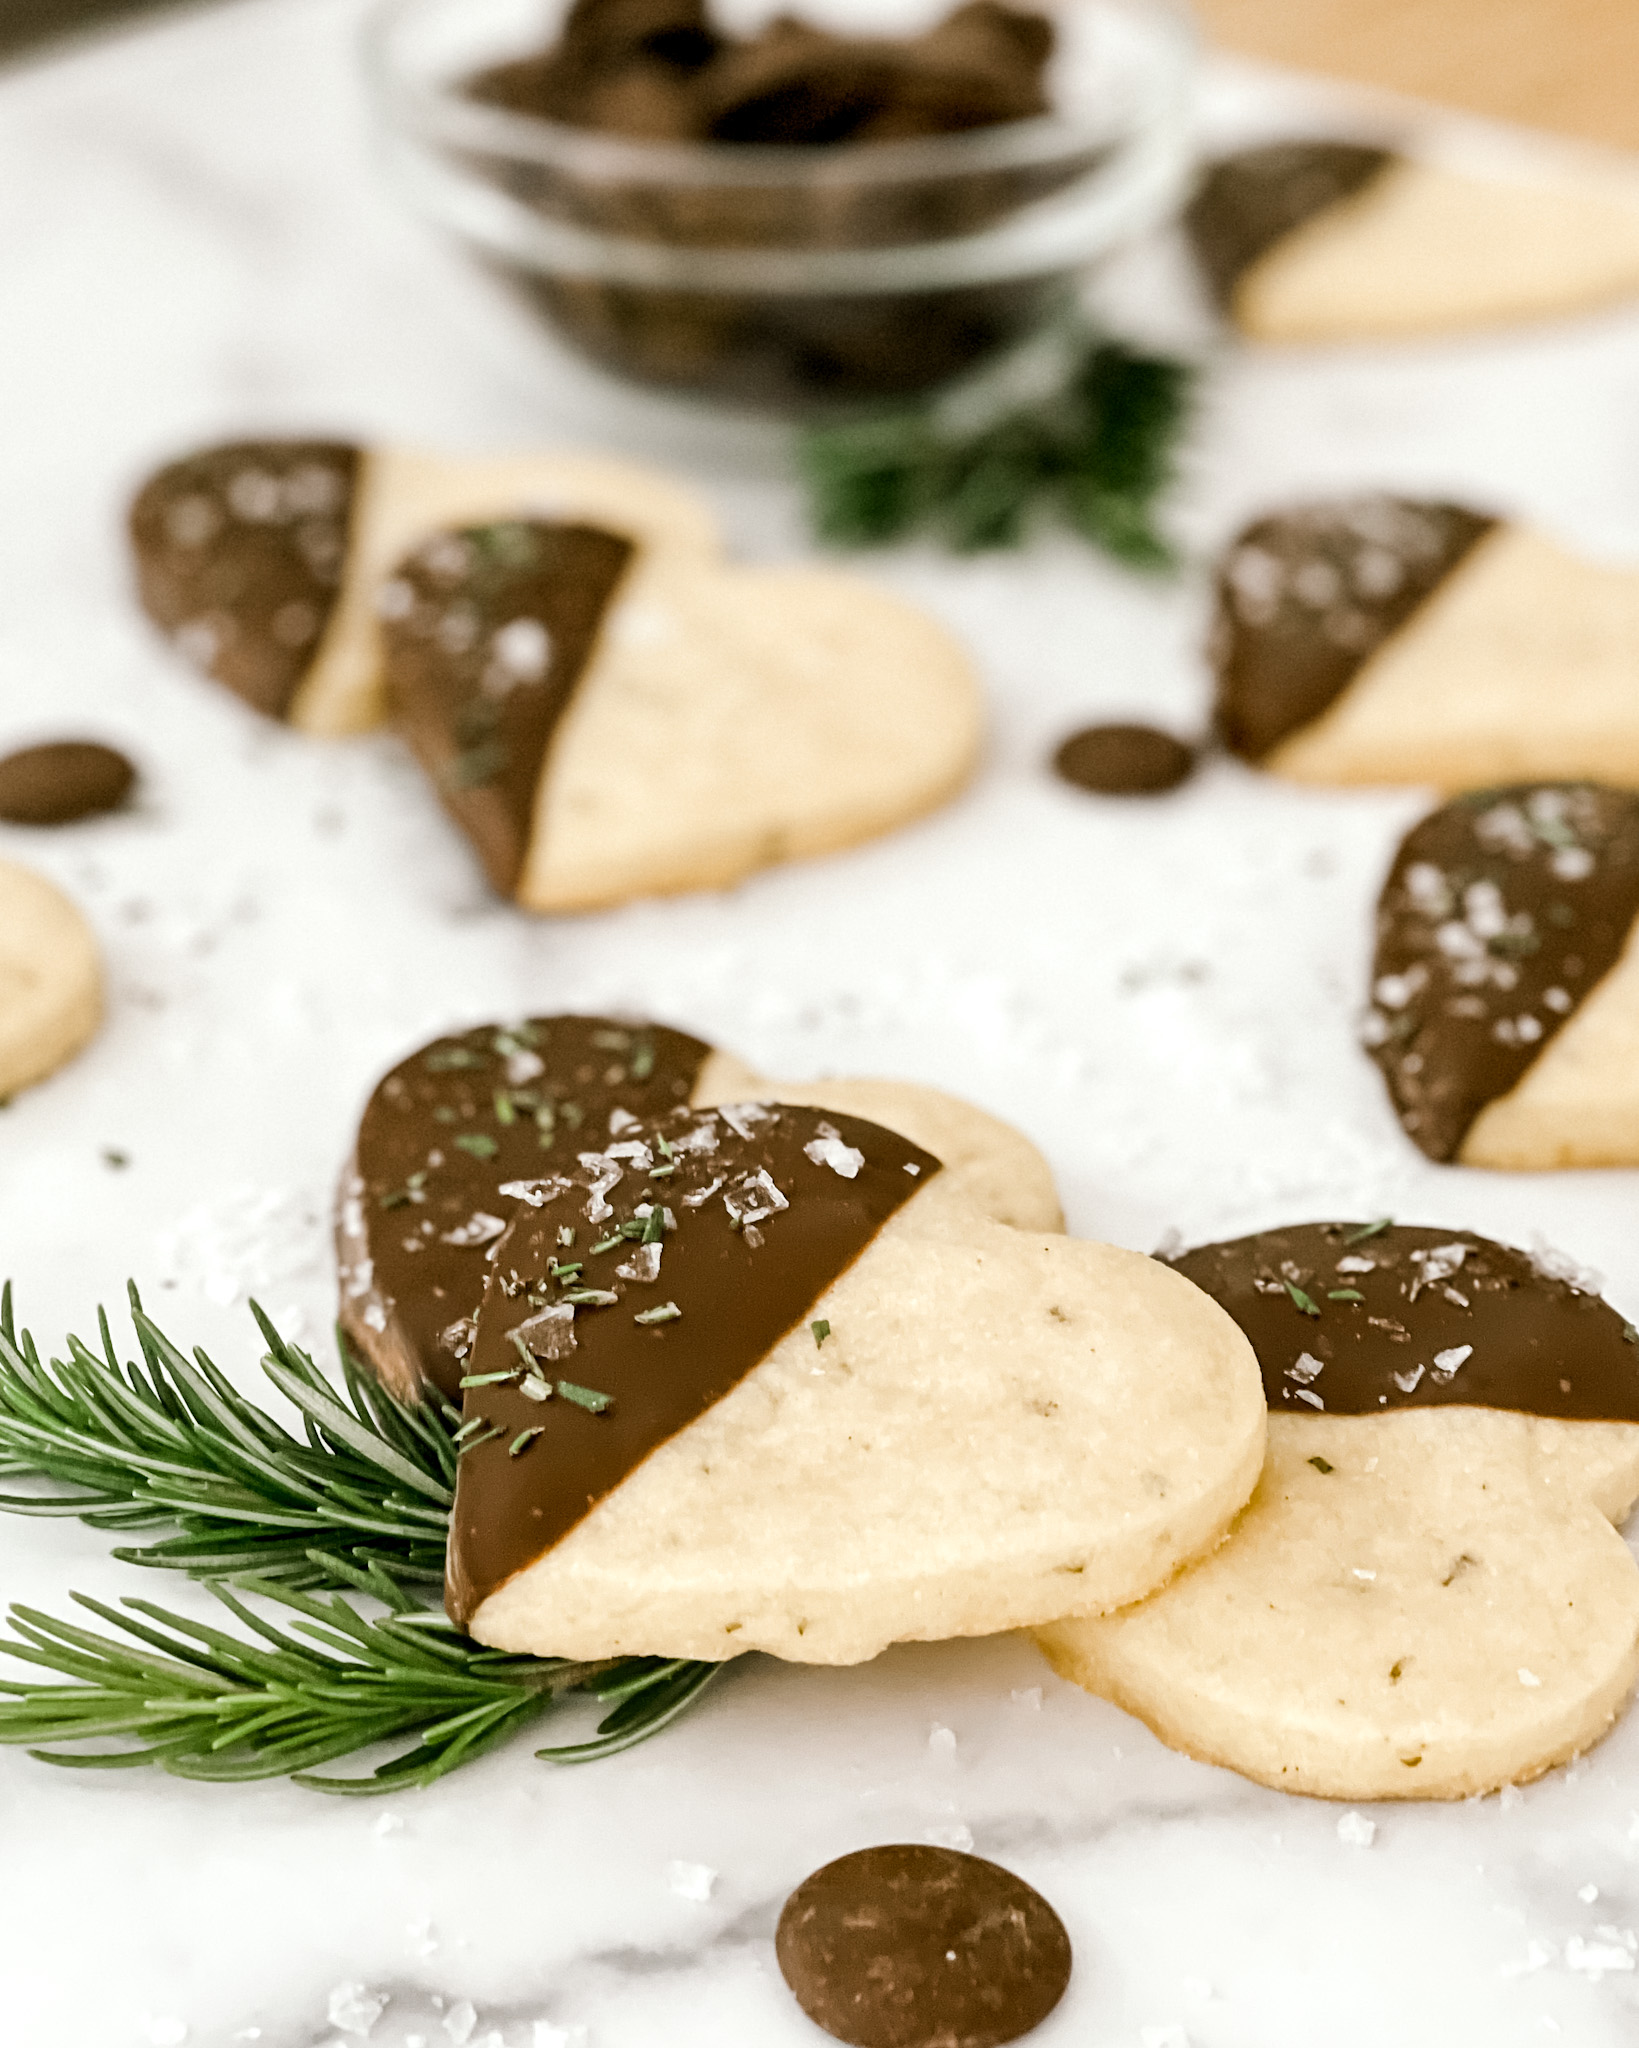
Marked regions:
[0,1287,723,1790]
[0,1282,452,1594]
[798,327,1195,565]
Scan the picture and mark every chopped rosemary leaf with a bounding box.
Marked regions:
[457,1424,504,1456]
[510,1330,537,1372]
[1345,1218,1393,1245]
[634,1303,681,1327]
[509,1428,544,1458]
[1308,1456,1335,1474]
[426,1047,486,1071]
[461,1369,521,1388]
[556,1381,614,1414]
[812,1320,831,1347]
[589,1234,623,1256]
[1624,1324,1638,1345]
[1285,1283,1321,1318]
[494,1091,517,1126]
[562,1288,618,1307]
[640,1206,666,1245]
[454,1133,499,1161]
[549,1262,584,1280]
[631,1041,656,1080]
[1326,1289,1364,1302]
[452,1415,493,1443]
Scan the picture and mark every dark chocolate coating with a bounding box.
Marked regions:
[0,742,135,824]
[446,1102,939,1623]
[338,1016,711,1404]
[1184,141,1394,310]
[776,1844,1072,2048]
[1364,784,1639,1160]
[1170,1222,1639,1420]
[128,440,361,720]
[1210,496,1494,761]
[379,520,634,898]
[1052,724,1194,795]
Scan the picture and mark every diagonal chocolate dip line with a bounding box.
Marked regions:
[1210,495,1495,761]
[446,1101,940,1624]
[1365,784,1639,1160]
[338,1015,712,1403]
[379,519,635,898]
[1184,141,1394,312]
[1170,1222,1639,1421]
[129,439,362,720]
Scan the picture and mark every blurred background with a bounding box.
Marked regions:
[8,0,1637,148]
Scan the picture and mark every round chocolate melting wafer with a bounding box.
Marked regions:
[0,742,135,825]
[1053,724,1193,796]
[776,1845,1071,2048]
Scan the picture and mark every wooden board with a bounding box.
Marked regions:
[1194,0,1639,154]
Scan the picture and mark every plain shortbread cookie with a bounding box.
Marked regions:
[0,861,102,1100]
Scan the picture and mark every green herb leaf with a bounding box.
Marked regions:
[1326,1289,1364,1302]
[1285,1283,1321,1318]
[633,1303,681,1327]
[1308,1456,1334,1474]
[812,1320,831,1348]
[454,1133,499,1161]
[1344,1218,1393,1245]
[556,1381,614,1414]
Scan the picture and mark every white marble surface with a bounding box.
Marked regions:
[5,2,1639,2042]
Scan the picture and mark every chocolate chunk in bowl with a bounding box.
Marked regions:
[363,0,1194,410]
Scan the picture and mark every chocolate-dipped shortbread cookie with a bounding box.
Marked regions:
[1211,497,1639,789]
[1187,140,1639,342]
[128,439,720,733]
[338,1016,1065,1403]
[382,519,981,913]
[1040,1221,1639,1799]
[1366,785,1639,1168]
[447,1103,1265,1663]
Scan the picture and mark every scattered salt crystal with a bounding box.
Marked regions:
[440,1211,506,1248]
[143,2023,189,2047]
[608,1106,641,1135]
[1519,1669,1542,1688]
[1287,1353,1323,1385]
[667,1860,717,1901]
[533,2024,588,2047]
[1351,1569,1376,1582]
[443,2001,478,2044]
[515,1304,576,1361]
[1579,1884,1600,1903]
[1500,1939,1553,1976]
[616,1242,662,1283]
[1337,1812,1376,1849]
[804,1123,865,1179]
[1392,1366,1425,1394]
[1011,1687,1042,1709]
[1432,1344,1472,1382]
[327,1984,387,2037]
[490,617,552,682]
[925,1823,974,1851]
[373,1811,402,1837]
[928,1724,958,1761]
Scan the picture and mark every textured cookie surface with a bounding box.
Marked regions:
[0,862,103,1100]
[1038,1221,1639,1800]
[1227,156,1639,342]
[1211,495,1494,763]
[515,556,983,911]
[1364,785,1639,1164]
[453,1105,1264,1663]
[1267,526,1639,790]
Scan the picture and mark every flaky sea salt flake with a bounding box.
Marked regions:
[327,1984,388,2037]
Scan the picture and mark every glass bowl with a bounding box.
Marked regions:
[362,0,1196,412]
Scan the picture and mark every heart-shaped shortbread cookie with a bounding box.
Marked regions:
[128,440,719,730]
[382,526,981,909]
[1038,1222,1639,1799]
[1188,142,1639,343]
[448,1103,1265,1665]
[1212,498,1639,791]
[1364,783,1639,1168]
[0,861,102,1101]
[338,1014,1061,1404]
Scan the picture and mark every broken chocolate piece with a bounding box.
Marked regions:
[776,1844,1072,2048]
[1052,723,1194,795]
[1364,784,1639,1161]
[0,742,135,825]
[338,1015,711,1403]
[1185,141,1394,311]
[379,519,634,897]
[1210,495,1494,761]
[1170,1221,1639,1421]
[128,440,361,720]
[445,1101,939,1622]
